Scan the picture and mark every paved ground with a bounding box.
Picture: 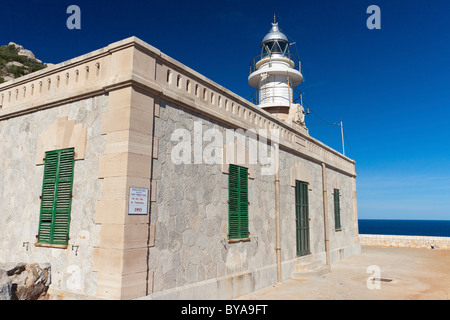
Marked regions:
[236,246,450,300]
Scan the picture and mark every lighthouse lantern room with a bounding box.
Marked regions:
[248,19,307,130]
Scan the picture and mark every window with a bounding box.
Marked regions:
[186,80,191,93]
[228,164,249,240]
[279,42,289,54]
[333,189,341,230]
[37,148,75,246]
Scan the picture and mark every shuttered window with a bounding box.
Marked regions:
[333,188,341,230]
[37,148,75,246]
[228,164,249,240]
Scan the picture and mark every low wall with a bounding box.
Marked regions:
[359,234,450,250]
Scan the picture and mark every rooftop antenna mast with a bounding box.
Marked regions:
[333,118,345,156]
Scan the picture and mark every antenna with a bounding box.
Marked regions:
[340,118,345,156]
[332,119,345,156]
[304,105,346,156]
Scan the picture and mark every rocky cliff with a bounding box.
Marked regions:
[0,42,47,84]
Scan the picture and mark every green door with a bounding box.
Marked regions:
[295,181,310,256]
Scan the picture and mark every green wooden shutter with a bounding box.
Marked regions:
[334,189,341,230]
[228,165,240,239]
[238,166,249,239]
[295,181,310,256]
[38,148,75,245]
[228,165,249,240]
[38,151,58,243]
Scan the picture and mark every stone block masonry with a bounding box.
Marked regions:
[0,36,360,299]
[0,95,107,297]
[359,234,450,250]
[146,96,360,299]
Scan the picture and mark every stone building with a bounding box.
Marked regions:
[0,22,360,299]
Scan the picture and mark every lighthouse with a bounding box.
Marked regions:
[249,19,307,130]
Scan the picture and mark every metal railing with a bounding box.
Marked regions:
[249,53,301,74]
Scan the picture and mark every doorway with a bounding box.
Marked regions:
[295,180,310,256]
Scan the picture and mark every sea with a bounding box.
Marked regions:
[358,219,450,237]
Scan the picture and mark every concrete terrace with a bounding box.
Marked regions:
[236,246,450,300]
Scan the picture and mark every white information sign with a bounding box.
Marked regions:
[128,187,149,215]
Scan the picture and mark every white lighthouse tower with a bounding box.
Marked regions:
[249,19,307,129]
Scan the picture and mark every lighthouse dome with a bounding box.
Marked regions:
[261,22,290,57]
[262,22,289,43]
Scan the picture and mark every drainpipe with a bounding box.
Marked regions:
[322,163,330,266]
[275,150,282,282]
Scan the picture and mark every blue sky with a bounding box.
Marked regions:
[2,0,450,220]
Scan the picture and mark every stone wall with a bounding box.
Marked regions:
[150,99,275,296]
[146,98,360,299]
[0,94,108,297]
[359,234,450,250]
[0,36,360,299]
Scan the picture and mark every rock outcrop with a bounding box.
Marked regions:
[0,269,12,300]
[8,42,42,64]
[0,263,51,300]
[0,42,47,83]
